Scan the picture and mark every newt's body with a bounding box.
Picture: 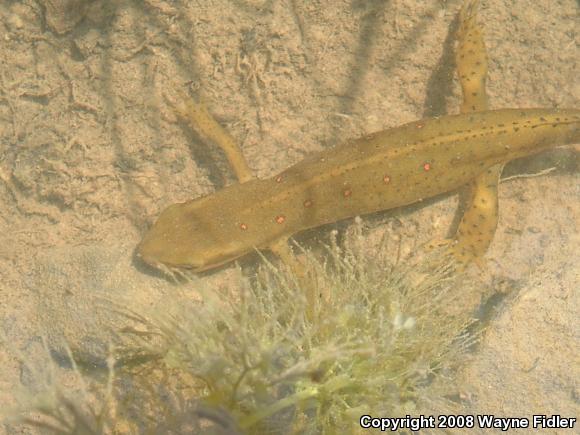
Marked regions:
[139,109,579,272]
[138,1,579,274]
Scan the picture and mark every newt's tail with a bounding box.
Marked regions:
[498,108,580,160]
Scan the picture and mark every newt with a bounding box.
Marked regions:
[138,0,579,275]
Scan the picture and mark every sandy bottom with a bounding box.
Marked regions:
[0,0,577,433]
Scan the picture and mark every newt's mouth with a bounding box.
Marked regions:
[136,246,200,279]
[136,235,199,271]
[137,238,247,276]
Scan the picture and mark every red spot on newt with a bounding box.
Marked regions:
[423,162,432,171]
[239,223,248,230]
[383,175,391,184]
[275,215,286,224]
[343,189,352,198]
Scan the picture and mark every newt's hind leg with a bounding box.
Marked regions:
[456,0,487,114]
[176,98,255,183]
[451,167,501,268]
[430,0,502,267]
[453,0,503,267]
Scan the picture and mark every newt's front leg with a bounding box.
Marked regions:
[176,99,255,184]
[177,97,320,312]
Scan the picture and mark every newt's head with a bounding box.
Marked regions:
[137,200,246,274]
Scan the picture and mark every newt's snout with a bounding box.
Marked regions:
[138,199,250,273]
[138,202,206,271]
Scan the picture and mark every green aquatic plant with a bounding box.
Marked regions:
[6,227,482,434]
[2,339,119,434]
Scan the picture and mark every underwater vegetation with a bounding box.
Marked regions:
[3,226,482,434]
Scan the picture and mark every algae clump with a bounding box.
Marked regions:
[6,230,481,434]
